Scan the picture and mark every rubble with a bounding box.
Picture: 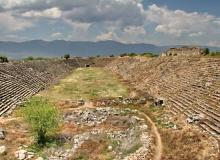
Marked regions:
[94,96,148,107]
[0,128,5,140]
[0,146,6,155]
[186,114,204,124]
[46,107,151,160]
[15,149,34,160]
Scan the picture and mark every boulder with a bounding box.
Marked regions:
[0,146,6,155]
[15,149,27,160]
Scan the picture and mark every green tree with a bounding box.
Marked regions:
[120,53,127,57]
[204,48,210,55]
[64,54,70,60]
[109,54,115,57]
[24,56,34,61]
[20,97,59,146]
[0,56,9,63]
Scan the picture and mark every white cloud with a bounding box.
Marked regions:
[0,0,37,9]
[123,26,146,35]
[0,12,32,32]
[62,0,146,27]
[146,4,220,37]
[51,32,62,38]
[189,32,203,37]
[0,1,220,46]
[22,7,62,19]
[96,32,118,41]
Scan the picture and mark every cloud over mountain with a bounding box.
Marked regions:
[0,0,219,47]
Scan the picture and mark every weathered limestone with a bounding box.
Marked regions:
[161,46,205,56]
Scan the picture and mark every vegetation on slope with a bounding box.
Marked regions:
[0,55,9,63]
[24,56,50,61]
[20,97,60,146]
[119,52,158,57]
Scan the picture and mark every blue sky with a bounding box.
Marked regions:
[143,0,220,16]
[0,0,220,47]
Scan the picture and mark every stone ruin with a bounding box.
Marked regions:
[161,46,205,56]
[106,56,220,137]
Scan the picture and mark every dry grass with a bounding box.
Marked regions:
[0,117,33,160]
[125,102,219,160]
[160,127,217,160]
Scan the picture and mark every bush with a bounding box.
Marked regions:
[64,54,70,60]
[210,51,220,57]
[20,97,59,146]
[203,48,210,55]
[128,53,137,57]
[109,54,114,57]
[0,56,9,63]
[120,53,128,57]
[141,52,158,57]
[24,56,48,61]
[24,56,34,61]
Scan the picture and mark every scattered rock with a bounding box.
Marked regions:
[77,99,85,106]
[0,128,5,140]
[186,114,204,124]
[108,145,113,151]
[0,146,6,155]
[154,98,165,107]
[94,96,148,107]
[15,149,34,160]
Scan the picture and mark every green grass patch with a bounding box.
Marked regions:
[19,97,60,146]
[122,143,142,156]
[41,67,128,101]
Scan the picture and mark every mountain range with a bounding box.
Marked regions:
[0,40,219,59]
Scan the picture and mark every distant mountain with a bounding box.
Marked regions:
[0,40,219,59]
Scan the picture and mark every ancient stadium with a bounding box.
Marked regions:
[0,46,219,160]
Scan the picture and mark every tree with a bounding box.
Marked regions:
[204,48,210,55]
[120,53,127,57]
[21,97,59,146]
[0,56,9,63]
[64,54,70,60]
[109,54,115,57]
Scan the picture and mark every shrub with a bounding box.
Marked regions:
[109,54,114,57]
[120,53,128,57]
[203,48,210,55]
[141,53,158,57]
[24,56,34,61]
[0,56,9,63]
[128,53,137,57]
[20,97,59,146]
[210,51,220,57]
[24,56,48,61]
[64,54,70,60]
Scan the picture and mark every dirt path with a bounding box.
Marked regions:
[138,111,163,160]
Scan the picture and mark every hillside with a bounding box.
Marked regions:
[1,40,220,59]
[0,40,163,58]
